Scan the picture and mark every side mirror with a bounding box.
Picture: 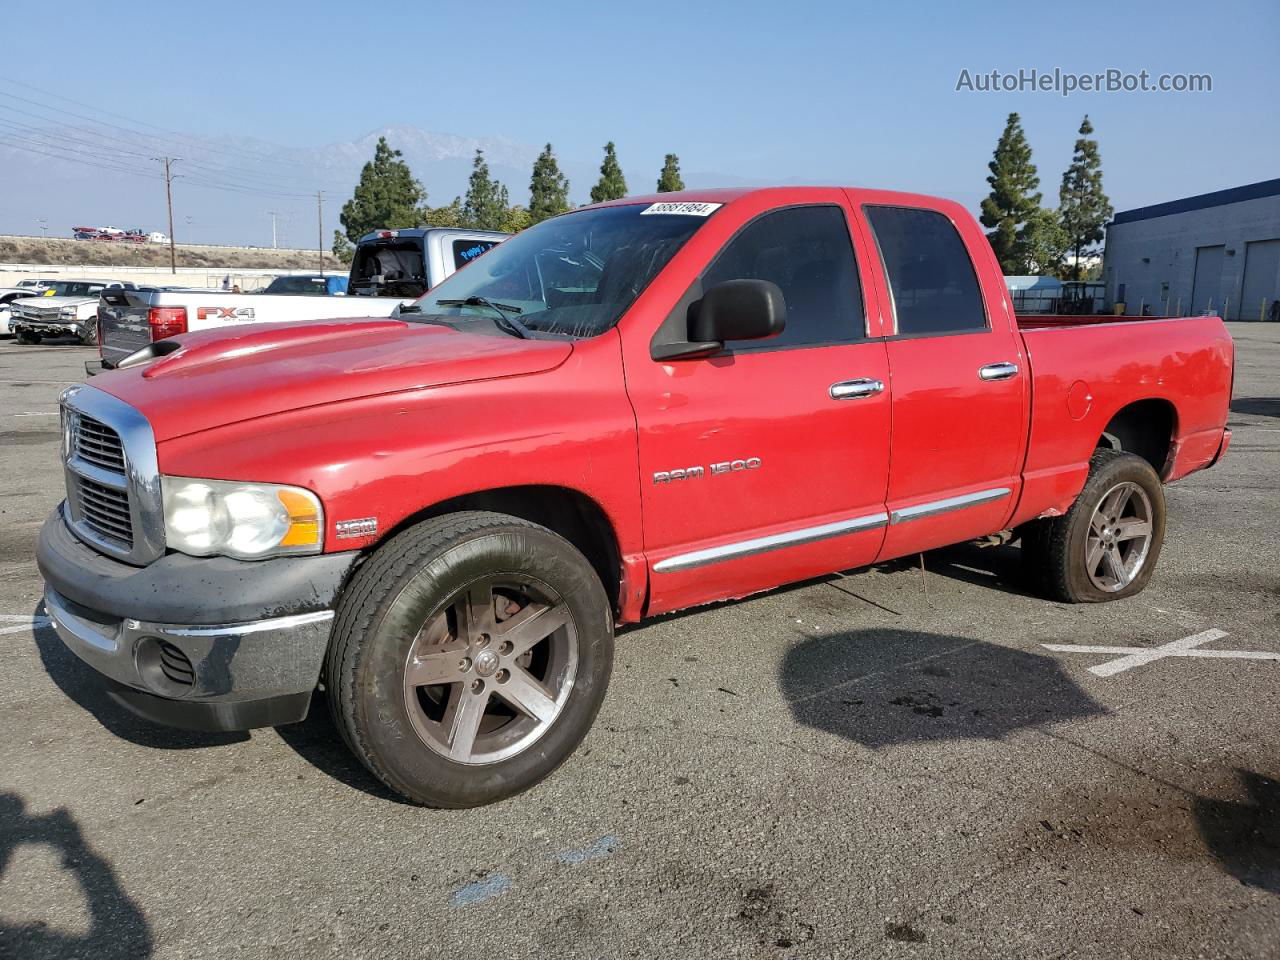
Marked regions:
[653,279,787,360]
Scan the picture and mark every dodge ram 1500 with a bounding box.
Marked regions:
[38,187,1233,808]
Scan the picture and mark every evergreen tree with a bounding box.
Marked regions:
[331,230,354,265]
[1016,208,1070,277]
[423,198,466,228]
[656,153,684,192]
[589,142,628,203]
[1059,115,1113,280]
[499,205,532,234]
[528,144,571,224]
[338,136,428,244]
[463,149,510,231]
[979,113,1041,273]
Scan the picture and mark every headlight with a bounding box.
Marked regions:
[60,307,77,318]
[162,477,323,559]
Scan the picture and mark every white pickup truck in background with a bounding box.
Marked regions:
[11,280,139,345]
[95,227,510,370]
[95,287,409,369]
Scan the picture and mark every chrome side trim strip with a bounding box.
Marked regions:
[889,487,1011,525]
[162,610,336,638]
[653,512,889,573]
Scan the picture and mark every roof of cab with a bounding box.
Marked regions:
[587,185,969,217]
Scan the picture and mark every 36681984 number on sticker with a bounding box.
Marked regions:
[639,201,723,216]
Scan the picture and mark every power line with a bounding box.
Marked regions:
[0,102,333,197]
[0,76,355,187]
[0,136,163,180]
[0,124,323,201]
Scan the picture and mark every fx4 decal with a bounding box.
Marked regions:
[196,306,257,321]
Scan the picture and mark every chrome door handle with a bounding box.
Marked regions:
[830,378,885,400]
[978,362,1019,381]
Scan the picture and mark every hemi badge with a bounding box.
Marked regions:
[335,517,378,539]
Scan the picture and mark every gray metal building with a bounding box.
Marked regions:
[1103,177,1280,320]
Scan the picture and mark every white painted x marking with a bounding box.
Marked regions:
[0,614,52,637]
[1044,629,1279,677]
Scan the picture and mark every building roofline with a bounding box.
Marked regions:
[1111,177,1280,227]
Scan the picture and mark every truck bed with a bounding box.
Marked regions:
[1016,313,1199,329]
[1011,312,1233,527]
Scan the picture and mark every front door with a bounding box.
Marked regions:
[622,195,892,614]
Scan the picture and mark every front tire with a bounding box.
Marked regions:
[16,330,40,344]
[325,511,614,807]
[1023,448,1166,603]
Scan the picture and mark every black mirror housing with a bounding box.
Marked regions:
[692,279,786,344]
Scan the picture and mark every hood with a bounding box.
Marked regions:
[17,295,95,308]
[92,318,573,441]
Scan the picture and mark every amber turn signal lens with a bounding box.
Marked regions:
[276,489,321,547]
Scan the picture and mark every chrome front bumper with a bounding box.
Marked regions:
[44,587,334,730]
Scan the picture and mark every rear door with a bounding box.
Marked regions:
[857,200,1029,560]
[622,194,892,614]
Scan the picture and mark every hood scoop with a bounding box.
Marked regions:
[142,319,408,379]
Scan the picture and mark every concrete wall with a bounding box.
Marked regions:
[0,264,347,292]
[1103,193,1280,320]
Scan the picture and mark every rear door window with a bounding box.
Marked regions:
[866,206,988,336]
[452,239,501,270]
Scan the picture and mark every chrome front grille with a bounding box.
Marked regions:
[72,414,127,472]
[76,476,134,548]
[60,385,165,565]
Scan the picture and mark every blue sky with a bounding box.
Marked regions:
[13,0,1280,222]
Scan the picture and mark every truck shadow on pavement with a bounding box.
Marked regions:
[1230,396,1280,419]
[779,628,1107,748]
[1193,769,1280,894]
[272,699,410,804]
[31,602,247,750]
[875,541,1040,600]
[0,793,152,959]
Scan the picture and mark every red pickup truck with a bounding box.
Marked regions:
[39,187,1233,807]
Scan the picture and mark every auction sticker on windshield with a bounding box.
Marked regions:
[639,201,723,216]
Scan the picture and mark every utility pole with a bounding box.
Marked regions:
[267,210,278,249]
[153,156,181,274]
[316,192,325,272]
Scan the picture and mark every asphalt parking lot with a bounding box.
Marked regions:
[1,326,1277,959]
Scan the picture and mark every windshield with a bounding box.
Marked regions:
[410,204,713,338]
[266,276,329,295]
[46,282,103,297]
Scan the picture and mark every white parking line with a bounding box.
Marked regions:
[1043,629,1279,677]
[14,412,59,416]
[0,614,52,637]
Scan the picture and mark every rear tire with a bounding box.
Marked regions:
[325,511,614,807]
[1023,448,1165,603]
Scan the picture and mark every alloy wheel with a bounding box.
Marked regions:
[402,576,577,764]
[1085,481,1154,592]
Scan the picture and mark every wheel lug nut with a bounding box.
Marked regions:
[459,657,472,671]
[478,633,491,646]
[496,669,509,683]
[470,678,485,694]
[498,641,513,656]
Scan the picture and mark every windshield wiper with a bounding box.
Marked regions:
[436,296,532,339]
